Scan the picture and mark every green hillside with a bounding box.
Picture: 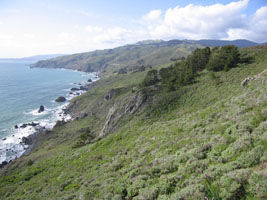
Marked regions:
[1,46,267,200]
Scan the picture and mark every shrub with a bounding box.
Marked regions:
[142,69,159,87]
[72,128,94,148]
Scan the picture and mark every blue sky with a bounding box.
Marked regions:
[0,0,266,57]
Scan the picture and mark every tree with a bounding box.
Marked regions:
[207,45,240,71]
[187,47,211,72]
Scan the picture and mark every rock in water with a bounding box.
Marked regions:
[71,87,79,91]
[87,79,92,82]
[20,124,27,128]
[14,125,18,129]
[38,105,45,113]
[55,96,66,102]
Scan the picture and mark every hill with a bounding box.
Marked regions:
[0,45,266,199]
[30,39,260,75]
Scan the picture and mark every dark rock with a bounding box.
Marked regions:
[0,161,8,168]
[104,89,116,101]
[69,92,73,95]
[71,87,79,91]
[28,122,39,127]
[21,137,32,145]
[38,105,45,113]
[42,130,51,135]
[55,96,66,102]
[87,79,92,82]
[80,86,86,90]
[2,138,6,141]
[14,125,18,129]
[81,113,88,119]
[76,93,80,95]
[20,124,27,128]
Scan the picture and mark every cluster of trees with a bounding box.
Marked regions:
[141,45,240,91]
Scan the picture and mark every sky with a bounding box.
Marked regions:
[0,0,266,58]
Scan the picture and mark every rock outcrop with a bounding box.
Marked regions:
[100,90,147,137]
[104,89,116,101]
[21,136,32,145]
[241,69,267,86]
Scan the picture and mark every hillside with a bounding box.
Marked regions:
[30,39,259,75]
[1,46,266,200]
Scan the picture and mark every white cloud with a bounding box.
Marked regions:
[143,10,162,21]
[58,32,75,40]
[1,0,267,58]
[146,0,250,40]
[85,25,103,32]
[226,6,267,42]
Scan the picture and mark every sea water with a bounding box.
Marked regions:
[0,60,97,164]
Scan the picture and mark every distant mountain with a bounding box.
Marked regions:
[194,39,259,48]
[31,39,261,73]
[0,54,66,62]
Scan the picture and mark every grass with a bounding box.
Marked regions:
[0,47,266,200]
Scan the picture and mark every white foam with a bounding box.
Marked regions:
[26,108,51,116]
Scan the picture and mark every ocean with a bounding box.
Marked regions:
[0,60,97,164]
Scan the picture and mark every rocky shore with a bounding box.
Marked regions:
[0,74,99,168]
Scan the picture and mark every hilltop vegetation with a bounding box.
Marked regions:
[1,45,266,200]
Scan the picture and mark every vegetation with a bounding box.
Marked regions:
[206,45,240,71]
[1,45,266,200]
[145,45,243,91]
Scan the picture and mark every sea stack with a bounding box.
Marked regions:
[38,105,45,113]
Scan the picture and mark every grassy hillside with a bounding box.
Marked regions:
[1,46,266,200]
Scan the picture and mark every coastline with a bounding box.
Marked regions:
[0,71,100,168]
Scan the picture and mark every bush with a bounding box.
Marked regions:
[72,128,94,148]
[141,69,159,87]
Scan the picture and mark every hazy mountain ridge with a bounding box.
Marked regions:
[0,54,66,62]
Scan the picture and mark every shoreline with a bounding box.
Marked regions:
[0,71,100,168]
